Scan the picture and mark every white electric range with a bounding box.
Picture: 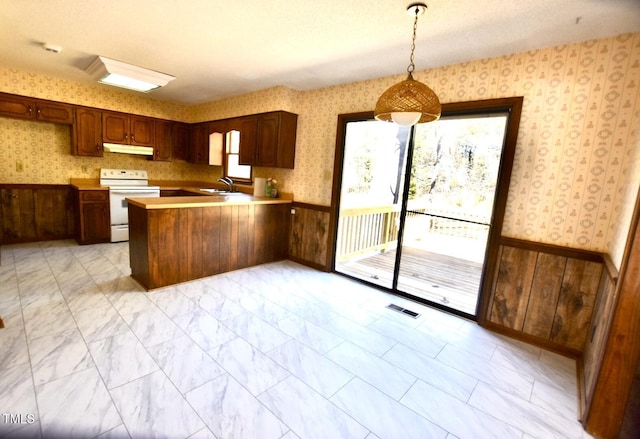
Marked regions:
[100,169,160,242]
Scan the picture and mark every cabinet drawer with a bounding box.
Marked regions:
[80,190,108,202]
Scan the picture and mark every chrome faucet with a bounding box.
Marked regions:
[217,177,234,192]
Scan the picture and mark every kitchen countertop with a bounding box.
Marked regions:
[127,193,291,209]
[69,178,293,207]
[70,178,225,190]
[69,178,108,190]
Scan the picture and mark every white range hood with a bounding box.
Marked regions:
[103,143,154,156]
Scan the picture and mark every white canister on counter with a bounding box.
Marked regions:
[254,177,267,197]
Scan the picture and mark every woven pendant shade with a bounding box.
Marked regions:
[374,2,440,126]
[375,72,441,124]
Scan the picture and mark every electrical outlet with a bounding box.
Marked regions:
[81,165,88,173]
[16,160,23,172]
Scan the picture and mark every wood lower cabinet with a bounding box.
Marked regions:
[73,108,103,156]
[73,188,110,244]
[1,188,37,242]
[0,185,74,244]
[129,202,290,289]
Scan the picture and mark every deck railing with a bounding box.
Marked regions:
[336,205,401,262]
[336,202,488,261]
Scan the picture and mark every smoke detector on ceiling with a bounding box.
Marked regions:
[42,43,62,54]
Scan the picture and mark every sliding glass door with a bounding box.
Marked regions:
[334,120,410,289]
[333,100,521,318]
[396,114,507,315]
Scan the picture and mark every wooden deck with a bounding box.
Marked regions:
[335,246,483,315]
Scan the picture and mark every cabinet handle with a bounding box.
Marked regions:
[96,143,100,152]
[27,105,33,115]
[9,193,17,199]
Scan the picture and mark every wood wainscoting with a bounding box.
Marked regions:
[483,237,606,356]
[129,202,291,289]
[579,255,619,428]
[288,202,331,271]
[0,184,75,244]
[582,189,640,438]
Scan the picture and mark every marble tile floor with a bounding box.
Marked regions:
[0,240,594,439]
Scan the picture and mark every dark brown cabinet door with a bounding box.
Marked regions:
[235,112,297,168]
[35,102,74,124]
[256,114,279,167]
[76,190,110,244]
[34,187,75,239]
[0,188,36,242]
[102,112,129,144]
[0,93,74,123]
[238,116,258,165]
[172,122,189,161]
[130,115,155,146]
[0,93,35,120]
[243,111,297,168]
[72,108,103,157]
[0,186,74,244]
[154,120,173,161]
[189,122,210,164]
[103,112,154,146]
[81,203,110,243]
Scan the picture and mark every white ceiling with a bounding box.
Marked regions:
[1,0,639,104]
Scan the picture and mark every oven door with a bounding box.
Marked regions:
[109,187,160,225]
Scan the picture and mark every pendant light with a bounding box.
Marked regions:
[374,2,441,127]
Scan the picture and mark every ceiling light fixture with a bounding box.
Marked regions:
[374,2,441,127]
[85,56,175,93]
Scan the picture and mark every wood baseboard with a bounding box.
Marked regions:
[482,321,582,358]
[287,256,330,272]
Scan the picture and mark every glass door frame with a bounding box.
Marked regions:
[328,98,523,322]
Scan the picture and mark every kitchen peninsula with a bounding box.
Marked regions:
[127,194,292,289]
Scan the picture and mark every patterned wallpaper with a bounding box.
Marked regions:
[0,68,221,183]
[1,33,639,266]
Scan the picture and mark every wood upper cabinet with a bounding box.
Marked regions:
[238,111,297,168]
[103,112,155,147]
[172,122,189,161]
[72,108,103,157]
[237,116,258,166]
[0,92,73,124]
[188,122,210,164]
[35,101,74,124]
[153,120,173,162]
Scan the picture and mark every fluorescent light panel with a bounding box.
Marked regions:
[85,56,175,92]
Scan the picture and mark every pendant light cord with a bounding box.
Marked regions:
[407,6,421,74]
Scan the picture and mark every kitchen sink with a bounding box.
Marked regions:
[199,188,251,196]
